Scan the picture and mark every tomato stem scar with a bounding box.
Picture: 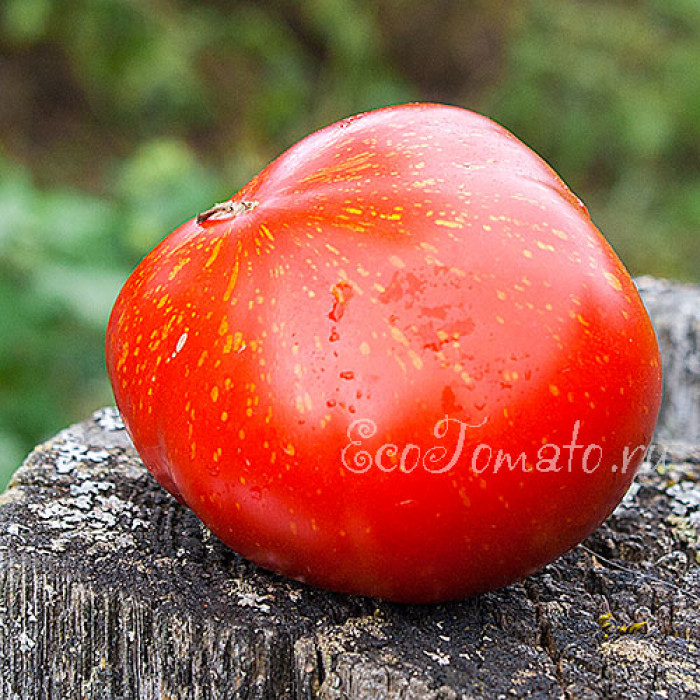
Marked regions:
[196,199,258,224]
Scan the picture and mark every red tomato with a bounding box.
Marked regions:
[106,104,662,602]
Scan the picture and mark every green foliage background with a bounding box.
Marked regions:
[1,0,698,488]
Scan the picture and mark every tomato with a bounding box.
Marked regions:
[106,104,662,602]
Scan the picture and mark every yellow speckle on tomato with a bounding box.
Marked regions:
[116,342,129,372]
[392,354,408,373]
[360,341,371,355]
[205,238,224,268]
[210,386,219,402]
[604,271,623,292]
[168,257,191,281]
[408,350,424,370]
[232,331,244,352]
[460,371,474,387]
[390,326,410,346]
[549,385,560,397]
[435,219,462,229]
[223,260,240,302]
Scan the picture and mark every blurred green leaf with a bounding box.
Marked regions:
[1,0,51,44]
[114,138,219,255]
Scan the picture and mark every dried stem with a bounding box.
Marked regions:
[196,199,258,224]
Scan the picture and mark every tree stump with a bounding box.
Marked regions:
[1,279,699,699]
[636,277,700,444]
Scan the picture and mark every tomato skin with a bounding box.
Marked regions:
[106,104,662,602]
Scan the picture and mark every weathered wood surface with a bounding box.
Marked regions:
[637,276,700,444]
[0,278,698,700]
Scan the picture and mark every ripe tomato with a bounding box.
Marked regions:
[106,104,662,602]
